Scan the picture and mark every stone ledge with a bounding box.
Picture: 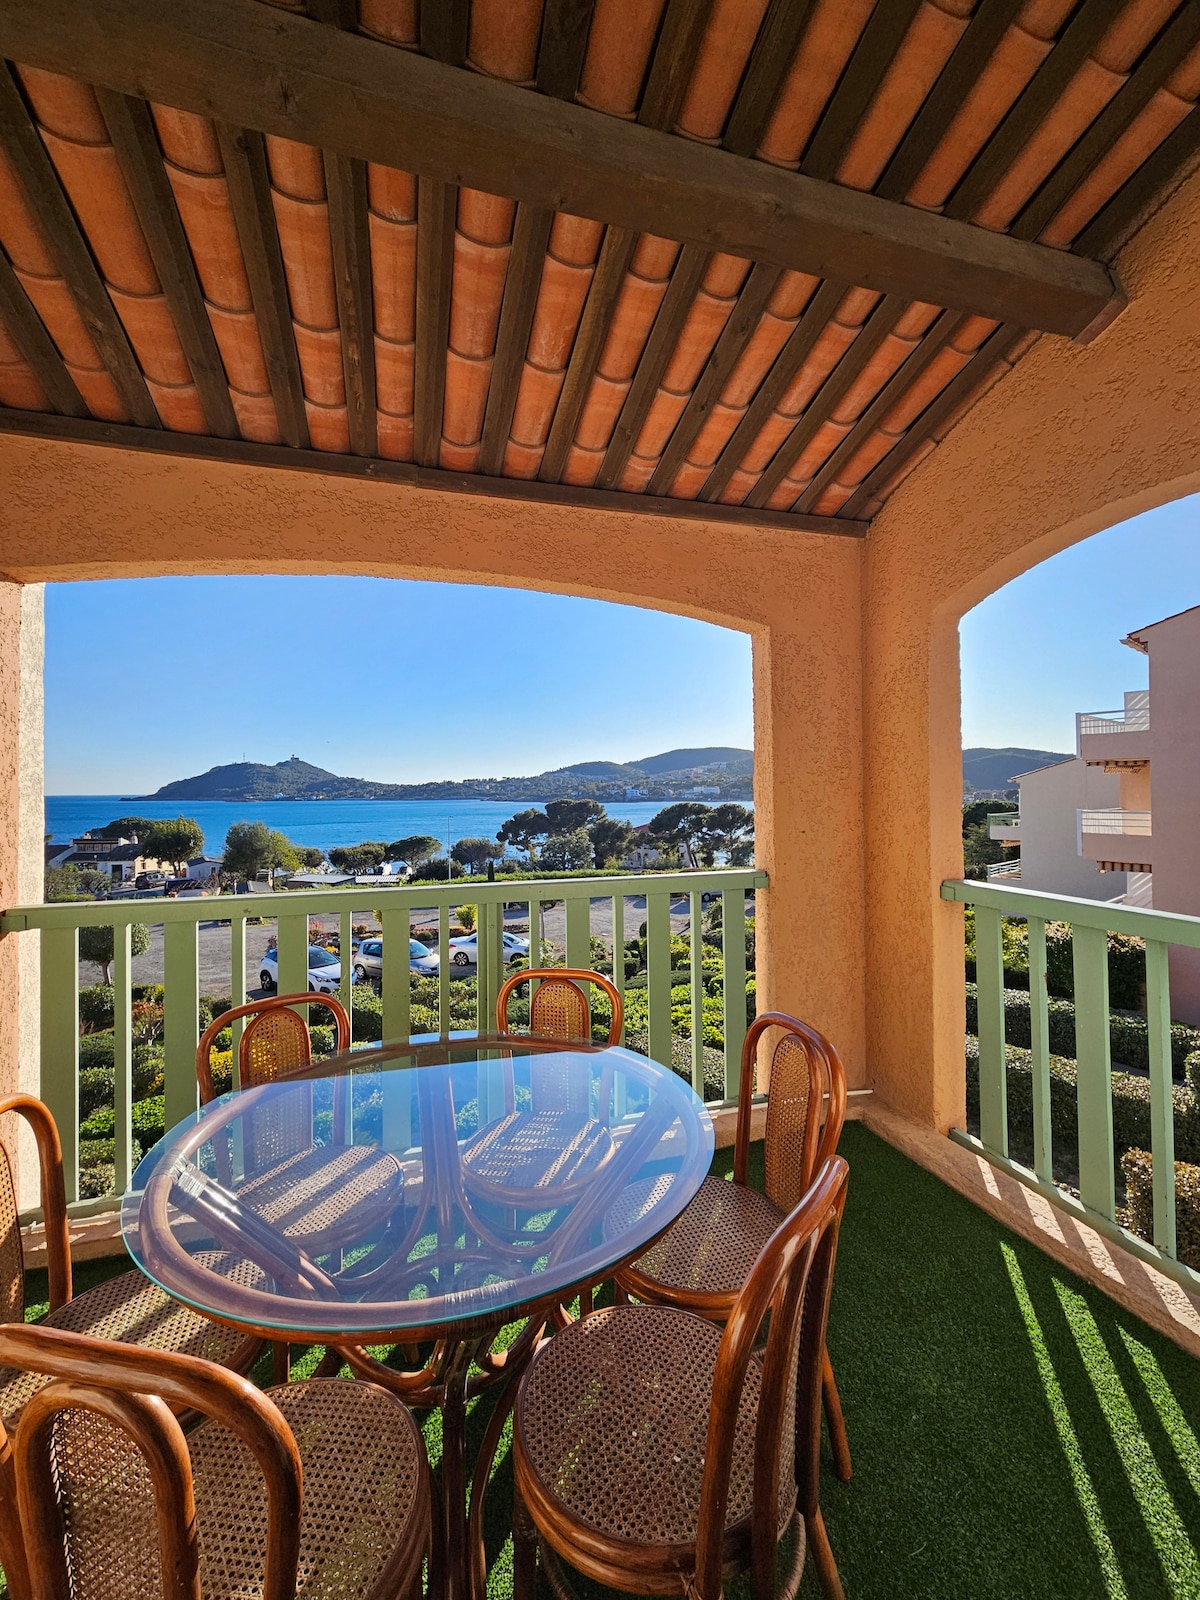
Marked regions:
[862,1101,1200,1363]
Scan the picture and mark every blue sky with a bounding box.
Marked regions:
[960,493,1200,752]
[44,577,755,792]
[43,494,1200,791]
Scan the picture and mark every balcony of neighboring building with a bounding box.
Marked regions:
[986,812,1021,843]
[1076,690,1151,768]
[1077,807,1153,872]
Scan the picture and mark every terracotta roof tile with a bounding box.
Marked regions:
[703,254,753,298]
[108,288,192,386]
[149,105,222,174]
[686,400,746,467]
[829,330,924,426]
[778,417,854,493]
[457,188,516,246]
[810,483,855,515]
[0,148,56,274]
[676,0,772,142]
[667,459,712,498]
[718,467,761,504]
[767,271,819,319]
[449,232,510,359]
[37,131,159,295]
[0,317,22,364]
[502,438,544,478]
[440,438,481,471]
[573,371,630,450]
[376,408,414,461]
[773,317,862,419]
[304,398,350,452]
[548,212,605,266]
[368,213,416,343]
[633,386,689,457]
[271,189,339,328]
[1167,34,1200,96]
[358,0,418,47]
[892,301,943,339]
[67,364,126,421]
[526,254,594,370]
[15,66,107,143]
[578,0,668,117]
[510,360,566,447]
[757,0,877,168]
[562,442,605,485]
[367,163,417,221]
[878,343,974,434]
[229,388,281,444]
[468,0,542,83]
[1094,0,1183,71]
[630,233,682,279]
[293,322,346,407]
[821,422,904,491]
[721,311,801,408]
[0,359,48,411]
[738,408,799,474]
[1017,3,1078,41]
[442,348,492,445]
[145,378,207,432]
[207,305,271,395]
[660,290,739,393]
[837,3,969,191]
[164,165,254,311]
[265,135,326,201]
[17,271,104,367]
[374,333,414,416]
[618,452,657,492]
[596,269,669,381]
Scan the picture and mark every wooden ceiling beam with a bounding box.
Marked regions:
[0,248,88,416]
[96,89,239,439]
[0,405,869,537]
[214,123,309,449]
[0,0,1123,340]
[0,62,160,427]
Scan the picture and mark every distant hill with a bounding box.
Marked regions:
[963,747,1072,792]
[135,748,756,803]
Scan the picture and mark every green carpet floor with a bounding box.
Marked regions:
[17,1123,1200,1599]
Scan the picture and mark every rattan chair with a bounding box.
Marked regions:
[512,1154,850,1600]
[0,1320,431,1600]
[0,1095,264,1592]
[614,1011,852,1482]
[195,996,403,1258]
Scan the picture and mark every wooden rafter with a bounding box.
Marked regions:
[721,0,819,159]
[0,248,88,416]
[801,0,923,181]
[96,89,239,439]
[0,0,1123,339]
[214,123,308,449]
[0,406,869,537]
[0,62,159,427]
[1076,102,1200,258]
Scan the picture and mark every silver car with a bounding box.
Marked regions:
[352,937,439,982]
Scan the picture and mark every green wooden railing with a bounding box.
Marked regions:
[2,868,763,1213]
[943,878,1200,1293]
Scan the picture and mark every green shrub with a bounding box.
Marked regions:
[78,1031,114,1072]
[1122,1149,1200,1270]
[131,984,164,1005]
[965,984,1200,1076]
[79,1164,116,1199]
[963,913,1146,1008]
[78,1066,113,1119]
[352,989,384,1043]
[308,1024,335,1057]
[78,985,115,1033]
[132,1096,165,1146]
[132,1043,164,1098]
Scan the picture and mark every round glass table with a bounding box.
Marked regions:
[122,1035,714,1600]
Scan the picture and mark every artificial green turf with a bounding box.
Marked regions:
[16,1124,1200,1599]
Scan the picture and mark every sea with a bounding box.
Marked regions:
[45,796,697,855]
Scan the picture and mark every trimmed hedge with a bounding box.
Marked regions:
[964,1037,1200,1168]
[965,984,1200,1076]
[1122,1148,1200,1271]
[964,917,1146,1009]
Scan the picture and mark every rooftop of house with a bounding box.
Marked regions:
[1,0,1195,535]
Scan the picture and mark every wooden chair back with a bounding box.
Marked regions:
[0,1095,72,1323]
[0,1321,302,1600]
[495,967,623,1116]
[695,1154,849,1600]
[735,1012,847,1212]
[195,994,351,1102]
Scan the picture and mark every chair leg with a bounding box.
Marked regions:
[822,1347,852,1482]
[313,1345,344,1378]
[806,1508,845,1600]
[272,1342,290,1384]
[512,1487,538,1600]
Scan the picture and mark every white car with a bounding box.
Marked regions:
[259,945,345,995]
[352,937,440,981]
[442,929,530,967]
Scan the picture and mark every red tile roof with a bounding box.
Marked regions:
[1,0,1197,528]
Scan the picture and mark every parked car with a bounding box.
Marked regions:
[134,871,167,890]
[259,945,346,995]
[442,929,530,967]
[352,937,439,981]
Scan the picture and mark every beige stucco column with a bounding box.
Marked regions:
[0,579,44,1202]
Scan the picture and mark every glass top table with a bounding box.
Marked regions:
[122,1034,714,1343]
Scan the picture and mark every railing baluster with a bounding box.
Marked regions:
[611,890,625,1047]
[275,909,309,1000]
[438,903,451,1035]
[1027,917,1052,1182]
[1145,938,1177,1257]
[112,922,133,1191]
[565,890,589,970]
[646,886,671,1068]
[40,926,79,1206]
[722,884,748,1102]
[528,896,540,969]
[690,890,704,1097]
[974,905,1008,1158]
[162,919,199,1131]
[379,902,412,1152]
[229,913,246,1086]
[338,906,354,1035]
[1072,921,1115,1220]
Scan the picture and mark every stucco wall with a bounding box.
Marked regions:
[1016,757,1126,903]
[865,160,1200,1128]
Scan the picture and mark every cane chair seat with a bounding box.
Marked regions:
[461,1108,614,1195]
[235,1142,402,1244]
[516,1303,798,1553]
[0,1251,263,1424]
[188,1378,427,1598]
[607,1174,784,1299]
